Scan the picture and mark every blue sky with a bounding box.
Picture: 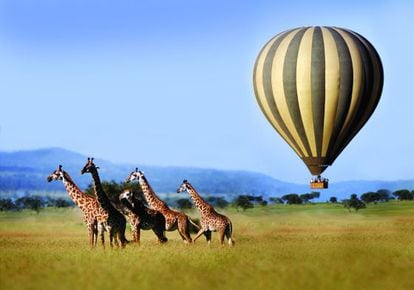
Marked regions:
[0,0,413,182]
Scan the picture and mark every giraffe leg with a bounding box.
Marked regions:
[131,223,139,243]
[177,229,188,243]
[218,229,226,245]
[113,229,120,248]
[131,230,136,243]
[204,230,212,245]
[93,222,98,247]
[98,223,105,249]
[118,231,126,249]
[178,217,192,244]
[135,227,141,245]
[87,224,94,248]
[109,228,114,248]
[193,228,207,243]
[153,227,168,243]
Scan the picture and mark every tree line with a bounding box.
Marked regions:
[1,180,413,213]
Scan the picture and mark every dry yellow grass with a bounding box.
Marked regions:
[1,202,413,290]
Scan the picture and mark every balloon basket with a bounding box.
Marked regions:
[310,180,328,189]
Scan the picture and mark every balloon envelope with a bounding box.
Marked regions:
[253,26,383,175]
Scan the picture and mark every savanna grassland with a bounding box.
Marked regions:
[1,202,413,290]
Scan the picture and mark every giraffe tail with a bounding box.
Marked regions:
[120,232,130,246]
[188,217,200,231]
[121,237,130,247]
[227,220,235,246]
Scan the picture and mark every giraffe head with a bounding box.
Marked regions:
[80,157,99,175]
[125,168,145,183]
[119,189,133,201]
[176,179,191,193]
[47,165,65,182]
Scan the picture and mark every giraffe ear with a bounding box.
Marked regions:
[96,166,100,170]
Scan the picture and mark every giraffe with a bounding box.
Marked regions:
[119,189,168,244]
[176,180,234,246]
[125,168,199,244]
[47,165,108,248]
[81,158,128,248]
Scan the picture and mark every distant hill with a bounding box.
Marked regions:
[1,148,413,201]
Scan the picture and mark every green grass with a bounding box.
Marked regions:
[1,202,413,290]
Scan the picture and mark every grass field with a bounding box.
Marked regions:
[1,201,413,290]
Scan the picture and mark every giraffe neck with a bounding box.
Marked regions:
[186,184,210,213]
[138,176,167,210]
[121,198,146,216]
[90,169,113,212]
[120,199,134,212]
[61,172,90,209]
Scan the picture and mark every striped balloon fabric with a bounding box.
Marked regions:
[253,26,383,175]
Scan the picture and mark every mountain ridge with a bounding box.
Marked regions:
[1,147,413,200]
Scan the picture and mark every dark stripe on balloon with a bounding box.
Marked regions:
[282,28,312,157]
[260,29,306,157]
[332,29,383,162]
[253,34,283,132]
[311,27,325,157]
[324,27,354,162]
[335,31,373,158]
[348,30,383,131]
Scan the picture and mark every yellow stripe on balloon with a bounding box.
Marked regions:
[254,33,303,157]
[334,28,363,140]
[321,27,340,157]
[296,27,317,156]
[272,29,309,157]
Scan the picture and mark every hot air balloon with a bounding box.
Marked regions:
[253,26,383,188]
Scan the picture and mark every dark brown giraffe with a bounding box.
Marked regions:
[119,189,168,244]
[125,169,199,244]
[81,158,128,248]
[47,165,108,248]
[177,180,234,246]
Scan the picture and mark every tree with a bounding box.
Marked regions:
[310,191,320,199]
[15,196,44,213]
[281,194,302,205]
[299,193,311,203]
[329,196,338,203]
[343,194,366,211]
[85,180,145,206]
[206,196,229,208]
[377,189,392,202]
[233,195,254,211]
[175,198,193,210]
[299,192,320,203]
[393,189,414,200]
[0,199,17,211]
[360,191,380,203]
[269,197,284,204]
[251,195,267,206]
[52,198,74,208]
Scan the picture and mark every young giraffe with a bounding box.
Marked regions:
[125,169,199,244]
[177,180,234,246]
[81,158,128,248]
[47,165,108,248]
[119,189,168,244]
